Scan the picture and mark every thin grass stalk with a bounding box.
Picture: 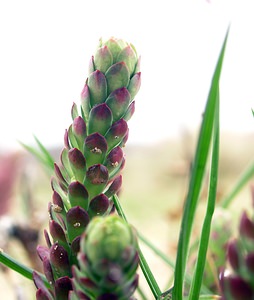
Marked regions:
[172,28,229,300]
[112,194,161,298]
[220,159,254,208]
[138,232,212,295]
[0,250,49,288]
[188,86,220,299]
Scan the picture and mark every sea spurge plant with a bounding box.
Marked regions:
[219,203,254,299]
[70,215,139,300]
[33,37,141,299]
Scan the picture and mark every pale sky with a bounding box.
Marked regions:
[0,0,253,151]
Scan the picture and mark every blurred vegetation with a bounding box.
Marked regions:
[0,130,253,299]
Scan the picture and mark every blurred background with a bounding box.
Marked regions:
[0,0,254,299]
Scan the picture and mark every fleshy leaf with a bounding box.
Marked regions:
[84,164,109,200]
[68,181,89,210]
[88,70,107,107]
[105,87,131,122]
[66,206,90,242]
[94,46,113,74]
[68,148,86,182]
[88,103,113,136]
[84,133,108,168]
[116,45,137,76]
[72,117,87,151]
[127,72,141,100]
[89,194,110,217]
[105,62,130,95]
[105,119,128,151]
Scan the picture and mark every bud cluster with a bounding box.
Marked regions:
[70,215,139,300]
[33,37,141,299]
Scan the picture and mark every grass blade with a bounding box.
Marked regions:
[19,135,55,172]
[112,194,161,299]
[0,249,49,288]
[172,27,229,300]
[220,159,254,208]
[188,86,220,298]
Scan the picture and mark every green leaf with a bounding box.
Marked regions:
[112,194,161,299]
[0,250,49,288]
[19,135,55,172]
[172,27,229,300]
[220,159,254,208]
[188,86,220,299]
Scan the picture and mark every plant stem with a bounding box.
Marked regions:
[113,194,161,299]
[0,249,49,288]
[138,232,212,295]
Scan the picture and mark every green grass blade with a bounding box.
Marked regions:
[172,27,229,300]
[220,159,254,208]
[112,194,161,298]
[188,87,220,299]
[0,249,49,288]
[19,135,55,172]
[138,232,212,295]
[33,135,55,169]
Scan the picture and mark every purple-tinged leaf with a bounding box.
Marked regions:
[84,164,109,199]
[105,147,124,178]
[94,46,113,74]
[88,103,113,136]
[52,191,65,211]
[70,236,81,258]
[44,230,52,248]
[51,177,68,208]
[42,257,54,286]
[68,148,86,182]
[64,129,71,150]
[37,245,50,261]
[88,55,95,74]
[66,206,90,242]
[105,62,130,95]
[33,271,53,300]
[228,276,253,299]
[72,116,87,150]
[54,163,68,191]
[105,87,131,122]
[246,252,254,274]
[71,102,79,121]
[116,45,137,76]
[88,70,107,107]
[84,133,108,167]
[89,194,110,217]
[105,175,122,198]
[127,72,141,100]
[227,239,240,271]
[68,124,79,149]
[50,242,71,278]
[134,55,141,73]
[80,83,91,123]
[104,38,122,63]
[35,288,53,300]
[105,119,128,151]
[120,128,129,147]
[239,211,254,240]
[68,181,89,210]
[123,101,135,122]
[60,148,73,179]
[49,220,67,245]
[54,276,73,300]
